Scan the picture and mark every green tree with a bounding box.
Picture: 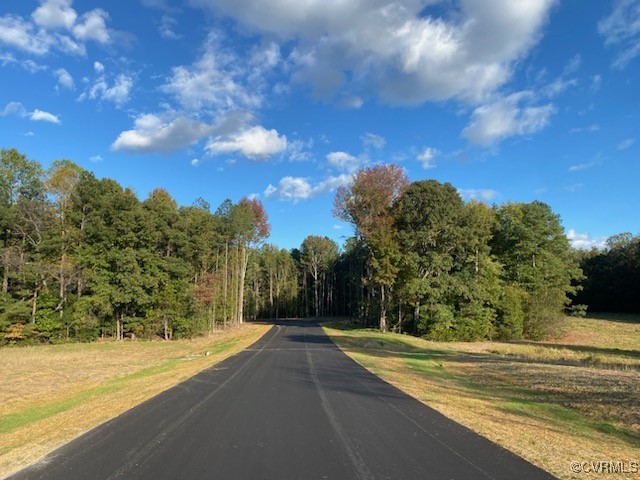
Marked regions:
[492,201,583,339]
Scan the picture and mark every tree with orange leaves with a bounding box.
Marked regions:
[334,165,409,332]
[232,198,270,324]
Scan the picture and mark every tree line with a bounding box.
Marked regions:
[1,149,633,345]
[573,233,640,313]
[0,148,269,344]
[327,165,585,340]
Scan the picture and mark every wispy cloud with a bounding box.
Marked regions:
[568,161,595,172]
[569,124,599,134]
[598,0,640,69]
[617,137,636,150]
[458,188,499,202]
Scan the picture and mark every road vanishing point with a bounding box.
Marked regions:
[10,319,555,480]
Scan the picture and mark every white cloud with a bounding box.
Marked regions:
[54,67,74,89]
[462,91,555,146]
[159,15,181,40]
[207,125,287,159]
[417,147,438,169]
[361,132,386,149]
[30,109,61,124]
[287,138,314,162]
[2,101,60,124]
[32,0,77,30]
[89,154,103,162]
[590,74,602,92]
[1,2,115,56]
[264,174,352,202]
[0,52,48,72]
[112,113,216,153]
[91,74,133,105]
[567,229,606,250]
[190,158,200,166]
[1,101,27,117]
[0,15,54,55]
[598,0,640,69]
[162,34,263,112]
[72,9,110,44]
[191,0,555,106]
[326,151,360,172]
[458,188,499,202]
[617,137,636,150]
[25,131,35,136]
[568,161,595,172]
[80,65,134,106]
[540,54,581,98]
[542,77,577,97]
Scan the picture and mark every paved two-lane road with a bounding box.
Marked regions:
[10,319,555,480]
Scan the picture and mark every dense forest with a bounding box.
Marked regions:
[1,149,637,345]
[574,233,640,313]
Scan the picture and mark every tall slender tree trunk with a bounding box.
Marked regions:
[254,276,260,320]
[413,302,420,335]
[380,284,387,332]
[237,244,249,324]
[303,274,309,317]
[223,242,228,328]
[313,265,319,317]
[31,286,38,323]
[269,270,274,318]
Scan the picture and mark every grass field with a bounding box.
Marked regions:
[324,315,640,480]
[0,323,270,479]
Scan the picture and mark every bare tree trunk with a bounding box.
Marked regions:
[223,242,228,328]
[303,274,309,317]
[237,244,248,324]
[269,269,274,318]
[380,284,387,332]
[413,302,420,335]
[254,276,260,320]
[313,266,319,317]
[31,286,38,323]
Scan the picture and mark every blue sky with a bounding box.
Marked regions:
[1,0,638,250]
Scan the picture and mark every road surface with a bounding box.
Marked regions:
[9,319,555,480]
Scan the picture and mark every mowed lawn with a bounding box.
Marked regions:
[0,323,270,479]
[324,315,640,480]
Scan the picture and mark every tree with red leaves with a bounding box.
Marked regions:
[233,198,270,323]
[334,165,409,332]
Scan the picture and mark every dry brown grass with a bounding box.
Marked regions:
[0,323,270,479]
[324,315,640,480]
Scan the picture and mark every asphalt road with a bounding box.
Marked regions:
[9,319,555,480]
